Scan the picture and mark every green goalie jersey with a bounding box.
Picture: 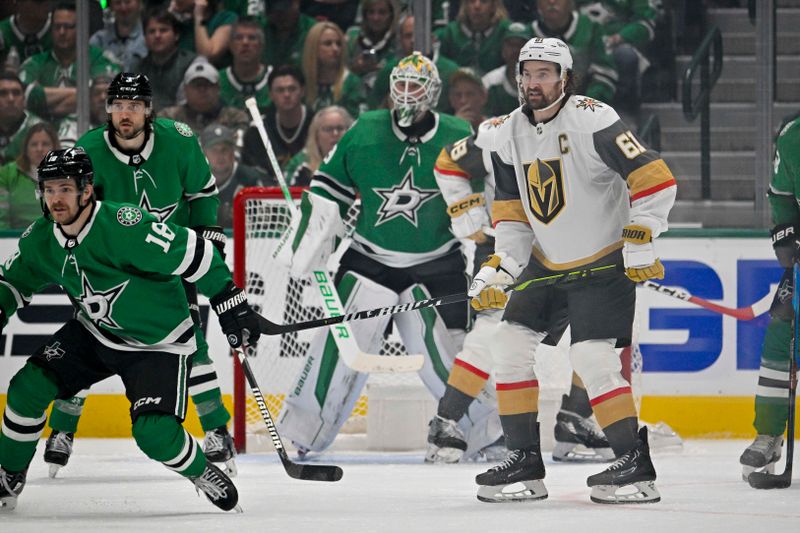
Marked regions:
[310,110,472,267]
[0,202,230,355]
[769,115,800,226]
[75,118,219,228]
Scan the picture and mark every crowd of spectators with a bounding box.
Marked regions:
[0,0,672,230]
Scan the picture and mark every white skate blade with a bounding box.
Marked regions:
[477,480,548,503]
[552,442,615,463]
[0,495,18,512]
[233,504,243,513]
[224,458,238,477]
[742,462,776,482]
[590,480,660,504]
[48,463,62,479]
[424,445,464,464]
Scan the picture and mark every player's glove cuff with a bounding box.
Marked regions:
[468,252,522,297]
[447,193,488,239]
[771,223,800,268]
[194,225,227,260]
[211,282,260,348]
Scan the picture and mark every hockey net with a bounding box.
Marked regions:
[232,187,642,452]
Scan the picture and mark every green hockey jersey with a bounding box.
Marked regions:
[0,201,230,354]
[435,18,511,75]
[0,14,53,65]
[75,118,219,228]
[219,65,273,111]
[770,115,800,226]
[310,110,472,267]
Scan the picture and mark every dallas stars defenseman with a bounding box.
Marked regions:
[277,52,501,459]
[42,73,237,478]
[469,38,676,504]
[428,117,612,464]
[739,115,800,482]
[0,147,259,512]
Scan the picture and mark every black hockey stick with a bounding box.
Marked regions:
[256,264,620,335]
[748,263,798,490]
[234,347,343,482]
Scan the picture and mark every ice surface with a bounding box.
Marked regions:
[3,439,799,533]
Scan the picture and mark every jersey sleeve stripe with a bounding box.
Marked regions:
[492,199,528,226]
[312,171,356,198]
[769,184,793,196]
[434,164,469,179]
[435,149,470,178]
[0,276,29,308]
[626,159,676,200]
[183,238,213,283]
[172,230,198,277]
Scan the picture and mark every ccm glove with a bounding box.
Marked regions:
[468,253,521,311]
[771,223,799,268]
[194,225,227,261]
[622,224,665,282]
[211,282,260,348]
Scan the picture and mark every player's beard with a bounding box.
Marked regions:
[525,84,561,110]
[113,116,146,141]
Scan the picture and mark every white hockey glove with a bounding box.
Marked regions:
[622,224,665,282]
[447,193,489,242]
[275,191,345,277]
[467,252,522,311]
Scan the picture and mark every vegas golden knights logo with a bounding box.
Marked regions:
[524,158,565,224]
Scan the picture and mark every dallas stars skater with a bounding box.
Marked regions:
[43,72,237,478]
[277,52,502,459]
[0,148,260,512]
[468,38,676,504]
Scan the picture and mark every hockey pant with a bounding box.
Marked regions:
[1,362,206,477]
[48,323,230,434]
[278,271,499,456]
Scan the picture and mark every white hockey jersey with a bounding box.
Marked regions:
[487,95,676,271]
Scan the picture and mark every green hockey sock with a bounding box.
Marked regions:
[132,413,206,478]
[754,318,792,435]
[0,363,60,472]
[48,396,86,433]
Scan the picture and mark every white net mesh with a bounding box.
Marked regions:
[234,189,641,449]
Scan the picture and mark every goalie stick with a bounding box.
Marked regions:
[235,346,343,482]
[243,97,420,373]
[255,264,620,335]
[641,280,774,320]
[748,263,798,490]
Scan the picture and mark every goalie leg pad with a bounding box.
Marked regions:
[279,272,398,452]
[279,191,345,276]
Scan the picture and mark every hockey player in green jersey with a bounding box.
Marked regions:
[277,52,502,458]
[43,72,238,477]
[0,147,260,512]
[739,115,800,482]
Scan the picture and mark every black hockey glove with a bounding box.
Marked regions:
[211,282,260,348]
[771,223,800,268]
[194,225,227,261]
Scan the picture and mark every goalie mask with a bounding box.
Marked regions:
[389,52,441,127]
[36,147,95,223]
[516,37,573,109]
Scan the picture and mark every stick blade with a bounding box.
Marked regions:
[347,353,425,373]
[747,470,792,489]
[284,460,343,482]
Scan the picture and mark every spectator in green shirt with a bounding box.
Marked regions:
[0,0,54,68]
[0,121,59,230]
[481,21,530,117]
[436,0,511,75]
[260,0,316,68]
[169,0,237,67]
[301,21,364,118]
[219,16,272,110]
[18,1,121,123]
[346,0,398,79]
[0,72,43,165]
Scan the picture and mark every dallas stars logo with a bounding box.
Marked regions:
[43,341,65,361]
[139,190,178,223]
[78,272,129,330]
[373,168,439,227]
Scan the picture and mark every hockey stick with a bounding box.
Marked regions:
[243,98,417,372]
[234,346,343,482]
[748,263,798,489]
[640,280,774,321]
[255,264,620,335]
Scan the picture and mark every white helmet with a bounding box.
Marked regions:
[390,51,442,127]
[516,37,573,106]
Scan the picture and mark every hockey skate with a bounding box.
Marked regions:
[740,434,783,482]
[43,430,74,478]
[203,426,237,477]
[552,405,614,462]
[190,460,242,512]
[475,448,548,503]
[425,415,467,464]
[586,427,660,504]
[0,468,26,512]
